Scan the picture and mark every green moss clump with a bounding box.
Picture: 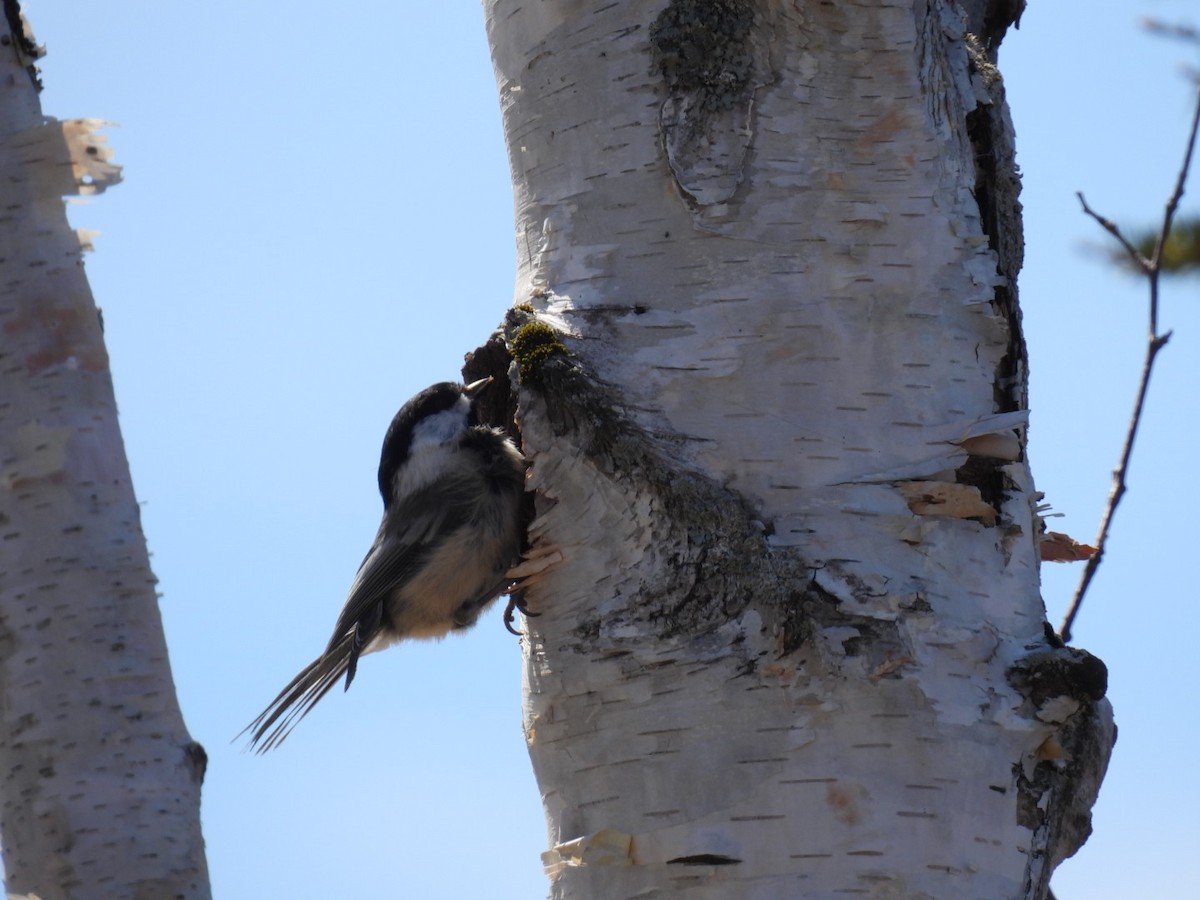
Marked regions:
[511,321,567,384]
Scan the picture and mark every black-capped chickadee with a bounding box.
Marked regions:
[243,378,526,751]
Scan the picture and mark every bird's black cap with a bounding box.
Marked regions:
[376,382,475,502]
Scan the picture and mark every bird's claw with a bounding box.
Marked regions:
[503,594,540,636]
[502,545,563,635]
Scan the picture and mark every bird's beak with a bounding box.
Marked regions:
[463,376,494,397]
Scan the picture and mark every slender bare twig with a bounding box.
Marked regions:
[1076,194,1153,274]
[1059,85,1200,642]
[1142,18,1199,44]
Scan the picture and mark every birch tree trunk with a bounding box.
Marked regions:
[482,1,1113,897]
[0,10,210,898]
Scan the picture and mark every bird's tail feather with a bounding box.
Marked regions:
[238,635,354,753]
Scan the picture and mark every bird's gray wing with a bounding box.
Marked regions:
[324,480,478,663]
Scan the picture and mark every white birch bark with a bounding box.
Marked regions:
[482,1,1113,897]
[0,12,210,898]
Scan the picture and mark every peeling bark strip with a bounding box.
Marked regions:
[483,1,1112,896]
[914,0,1029,523]
[0,8,210,897]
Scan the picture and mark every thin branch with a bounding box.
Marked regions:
[1141,18,1199,44]
[1076,193,1152,274]
[1059,84,1200,642]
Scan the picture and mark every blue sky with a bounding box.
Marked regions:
[21,2,1199,897]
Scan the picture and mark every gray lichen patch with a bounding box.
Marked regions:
[650,0,757,114]
[500,310,908,675]
[649,0,770,208]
